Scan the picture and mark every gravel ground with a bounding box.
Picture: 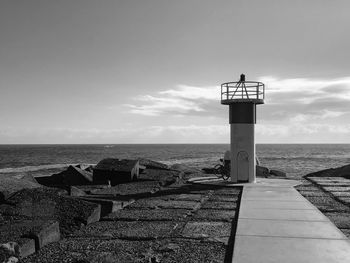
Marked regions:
[295,177,350,238]
[22,180,242,263]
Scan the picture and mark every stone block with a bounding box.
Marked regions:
[33,221,60,250]
[155,193,203,202]
[298,191,328,197]
[85,204,101,225]
[323,186,350,192]
[324,213,350,229]
[61,166,93,185]
[128,199,200,210]
[17,238,35,258]
[182,221,232,239]
[103,208,189,221]
[202,201,237,210]
[69,186,86,197]
[76,221,182,239]
[331,192,350,197]
[77,197,122,217]
[191,209,236,222]
[256,165,269,177]
[212,187,241,196]
[93,158,140,185]
[209,195,239,202]
[270,169,286,177]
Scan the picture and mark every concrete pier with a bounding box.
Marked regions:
[232,179,350,263]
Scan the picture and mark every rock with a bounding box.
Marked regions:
[36,166,93,187]
[17,238,35,258]
[256,165,269,177]
[306,164,350,179]
[0,242,19,257]
[84,165,95,173]
[0,177,42,201]
[336,164,350,178]
[76,197,122,217]
[11,174,38,184]
[6,256,19,263]
[270,169,286,177]
[35,174,63,187]
[202,168,217,174]
[139,165,146,174]
[93,159,140,185]
[158,243,180,252]
[169,164,201,175]
[138,159,169,170]
[84,204,101,225]
[62,166,93,185]
[69,186,86,197]
[0,188,101,237]
[32,220,60,250]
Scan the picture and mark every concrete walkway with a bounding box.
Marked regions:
[233,178,350,263]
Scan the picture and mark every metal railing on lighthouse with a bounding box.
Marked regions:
[221,74,265,105]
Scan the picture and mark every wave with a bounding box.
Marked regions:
[262,156,350,161]
[0,164,72,174]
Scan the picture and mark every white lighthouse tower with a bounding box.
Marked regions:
[221,74,265,183]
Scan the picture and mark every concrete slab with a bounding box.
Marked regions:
[242,189,305,201]
[236,218,346,239]
[241,200,314,210]
[233,236,350,263]
[239,207,328,221]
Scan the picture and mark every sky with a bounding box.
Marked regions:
[0,0,350,144]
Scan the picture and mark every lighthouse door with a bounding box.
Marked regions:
[237,151,249,182]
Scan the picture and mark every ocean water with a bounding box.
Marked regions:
[0,144,350,179]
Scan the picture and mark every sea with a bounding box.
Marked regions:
[0,144,350,180]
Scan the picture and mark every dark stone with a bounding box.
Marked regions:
[269,169,286,177]
[256,165,269,177]
[93,159,140,185]
[76,197,123,217]
[62,166,93,185]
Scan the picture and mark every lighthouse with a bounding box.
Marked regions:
[221,74,265,183]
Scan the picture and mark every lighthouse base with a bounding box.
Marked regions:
[230,123,256,183]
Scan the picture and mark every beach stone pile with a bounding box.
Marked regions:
[21,173,241,263]
[296,169,350,238]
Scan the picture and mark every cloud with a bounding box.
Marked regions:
[125,84,219,116]
[126,76,350,122]
[260,76,350,104]
[124,94,207,116]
